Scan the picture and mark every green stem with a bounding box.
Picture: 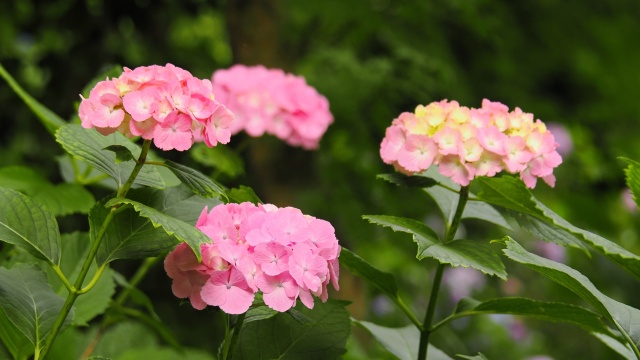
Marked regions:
[225,313,246,360]
[613,318,640,360]
[50,265,73,292]
[114,257,160,306]
[38,139,153,360]
[396,297,424,331]
[417,186,470,360]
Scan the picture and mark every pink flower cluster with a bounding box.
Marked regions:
[79,64,234,151]
[380,99,563,188]
[211,65,333,149]
[164,202,341,314]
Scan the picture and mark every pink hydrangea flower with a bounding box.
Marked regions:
[79,64,234,151]
[380,99,563,188]
[211,65,333,149]
[164,202,341,314]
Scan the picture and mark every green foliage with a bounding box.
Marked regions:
[502,237,640,351]
[104,195,213,262]
[190,143,245,179]
[363,215,507,279]
[0,309,32,360]
[103,145,136,164]
[0,166,95,216]
[477,176,640,279]
[622,157,640,210]
[56,125,165,189]
[0,63,66,135]
[163,160,227,200]
[0,187,61,265]
[0,264,73,352]
[353,321,453,360]
[232,300,351,360]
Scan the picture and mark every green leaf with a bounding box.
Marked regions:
[163,160,227,199]
[457,353,489,360]
[354,321,453,360]
[190,142,245,178]
[0,166,96,216]
[593,332,636,360]
[621,157,640,210]
[377,173,439,188]
[103,145,135,164]
[0,264,73,350]
[95,185,219,264]
[47,232,115,326]
[339,247,399,301]
[226,185,262,205]
[477,176,640,279]
[116,347,215,360]
[424,186,512,231]
[244,306,279,324]
[0,187,61,265]
[92,321,158,359]
[56,125,165,189]
[443,297,611,335]
[232,300,350,360]
[0,309,33,360]
[363,215,507,279]
[106,191,216,261]
[0,63,67,135]
[502,237,640,349]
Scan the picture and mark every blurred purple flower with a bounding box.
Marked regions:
[547,122,573,157]
[622,188,638,213]
[534,241,567,263]
[443,267,485,302]
[371,294,394,317]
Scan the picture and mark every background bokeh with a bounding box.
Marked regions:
[1,1,640,358]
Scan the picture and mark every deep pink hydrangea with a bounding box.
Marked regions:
[211,65,333,149]
[79,64,234,151]
[380,99,563,188]
[164,202,341,314]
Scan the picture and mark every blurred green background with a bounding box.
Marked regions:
[1,0,640,358]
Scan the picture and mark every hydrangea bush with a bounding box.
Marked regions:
[1,60,640,360]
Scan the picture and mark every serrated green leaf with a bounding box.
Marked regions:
[244,306,279,324]
[103,145,135,164]
[46,232,115,326]
[164,160,227,199]
[0,187,61,265]
[364,215,506,279]
[0,308,33,360]
[56,125,165,189]
[621,157,640,210]
[502,237,640,349]
[95,186,219,264]
[424,186,512,231]
[227,185,262,204]
[354,321,453,360]
[0,264,73,350]
[377,173,439,188]
[0,63,67,135]
[444,297,611,335]
[477,176,640,279]
[340,247,399,301]
[232,300,350,360]
[507,210,590,254]
[0,166,96,216]
[190,142,245,178]
[103,190,217,262]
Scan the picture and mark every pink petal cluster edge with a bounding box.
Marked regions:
[164,202,340,314]
[380,99,563,188]
[211,64,333,149]
[79,63,234,151]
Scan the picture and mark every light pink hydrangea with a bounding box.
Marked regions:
[164,202,341,314]
[380,99,563,188]
[79,64,234,151]
[211,65,333,149]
